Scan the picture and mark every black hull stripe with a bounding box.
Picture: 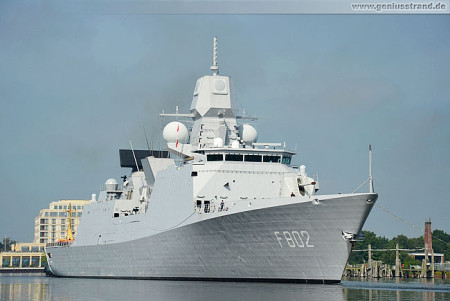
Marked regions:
[50,274,341,284]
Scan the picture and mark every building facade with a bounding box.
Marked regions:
[34,200,91,244]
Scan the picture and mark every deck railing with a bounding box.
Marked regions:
[46,241,72,248]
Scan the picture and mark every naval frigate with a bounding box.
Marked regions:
[46,38,378,283]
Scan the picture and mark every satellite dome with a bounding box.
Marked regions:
[213,137,224,148]
[163,122,188,144]
[105,178,118,192]
[239,124,258,144]
[105,178,118,185]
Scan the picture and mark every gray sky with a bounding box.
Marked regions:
[0,2,449,242]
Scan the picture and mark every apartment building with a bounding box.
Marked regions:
[34,199,91,244]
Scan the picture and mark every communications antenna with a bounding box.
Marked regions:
[211,37,219,75]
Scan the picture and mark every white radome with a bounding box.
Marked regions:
[163,122,189,144]
[105,178,118,191]
[239,124,258,143]
[213,137,224,148]
[105,178,118,185]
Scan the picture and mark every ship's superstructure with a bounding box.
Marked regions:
[46,38,377,283]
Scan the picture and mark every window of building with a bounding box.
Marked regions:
[21,246,30,252]
[54,205,57,210]
[40,219,48,224]
[207,154,223,161]
[64,206,67,209]
[44,212,49,217]
[50,212,57,217]
[225,154,243,161]
[263,155,281,163]
[59,206,62,210]
[59,212,66,217]
[52,219,56,224]
[244,155,262,162]
[282,156,291,165]
[31,246,39,252]
[61,219,65,224]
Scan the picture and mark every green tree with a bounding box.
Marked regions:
[348,231,390,264]
[432,229,450,261]
[1,237,15,252]
[348,229,448,265]
[402,253,421,267]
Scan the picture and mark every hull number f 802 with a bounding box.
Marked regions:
[274,231,314,248]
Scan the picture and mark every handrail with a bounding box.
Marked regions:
[46,241,72,248]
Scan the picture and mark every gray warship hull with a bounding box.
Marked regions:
[46,39,379,283]
[47,193,376,283]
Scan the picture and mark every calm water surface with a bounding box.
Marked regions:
[0,274,449,301]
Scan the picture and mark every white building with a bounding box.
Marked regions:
[34,200,91,244]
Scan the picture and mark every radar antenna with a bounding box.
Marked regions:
[211,36,219,75]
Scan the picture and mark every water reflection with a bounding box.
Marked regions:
[0,274,449,301]
[1,275,346,301]
[342,277,449,301]
[0,275,48,301]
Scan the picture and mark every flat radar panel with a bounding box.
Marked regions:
[119,149,169,171]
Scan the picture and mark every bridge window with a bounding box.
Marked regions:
[204,201,211,213]
[207,154,223,161]
[225,154,243,161]
[263,155,281,163]
[245,155,262,162]
[282,156,291,165]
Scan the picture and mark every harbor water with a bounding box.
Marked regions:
[0,274,449,301]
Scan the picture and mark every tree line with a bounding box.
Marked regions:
[0,237,16,252]
[348,229,450,266]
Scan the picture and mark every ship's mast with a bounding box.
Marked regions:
[369,144,374,193]
[210,37,219,76]
[66,204,74,242]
